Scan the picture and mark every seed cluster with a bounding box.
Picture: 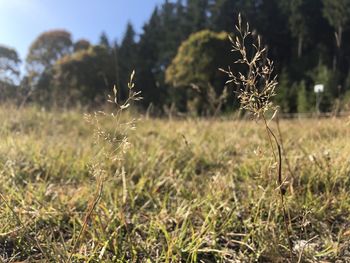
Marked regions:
[221,14,278,117]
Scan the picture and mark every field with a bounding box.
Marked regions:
[0,105,350,262]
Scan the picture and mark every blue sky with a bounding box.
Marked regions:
[0,0,165,61]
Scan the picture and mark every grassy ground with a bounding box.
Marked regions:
[0,105,349,262]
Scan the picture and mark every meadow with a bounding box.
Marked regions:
[0,105,349,262]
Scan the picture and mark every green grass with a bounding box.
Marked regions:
[0,105,350,262]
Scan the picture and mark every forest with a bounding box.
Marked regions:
[1,0,350,114]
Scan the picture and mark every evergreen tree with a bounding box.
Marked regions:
[323,0,350,71]
[99,32,111,49]
[210,0,256,32]
[185,0,210,32]
[296,81,309,113]
[280,0,308,58]
[275,69,291,113]
[118,23,137,101]
[136,8,164,108]
[210,0,236,32]
[254,0,291,66]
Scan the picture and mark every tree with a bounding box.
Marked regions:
[25,30,73,104]
[165,30,232,114]
[158,0,185,65]
[166,30,231,87]
[308,62,335,110]
[0,45,21,100]
[279,0,309,58]
[26,30,73,76]
[275,69,292,113]
[185,0,210,32]
[52,45,115,106]
[74,39,91,52]
[0,45,21,85]
[118,23,137,101]
[296,80,309,113]
[99,32,111,49]
[210,0,254,32]
[136,7,164,108]
[323,0,350,70]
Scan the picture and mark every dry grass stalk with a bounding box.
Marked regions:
[67,71,141,262]
[221,14,294,259]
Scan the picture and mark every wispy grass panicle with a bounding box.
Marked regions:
[221,14,278,118]
[107,70,142,111]
[222,14,294,259]
[69,70,141,261]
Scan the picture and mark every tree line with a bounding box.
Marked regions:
[1,0,350,114]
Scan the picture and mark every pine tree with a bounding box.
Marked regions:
[118,23,137,101]
[136,8,164,108]
[99,32,111,49]
[296,81,309,113]
[322,0,350,71]
[185,0,210,32]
